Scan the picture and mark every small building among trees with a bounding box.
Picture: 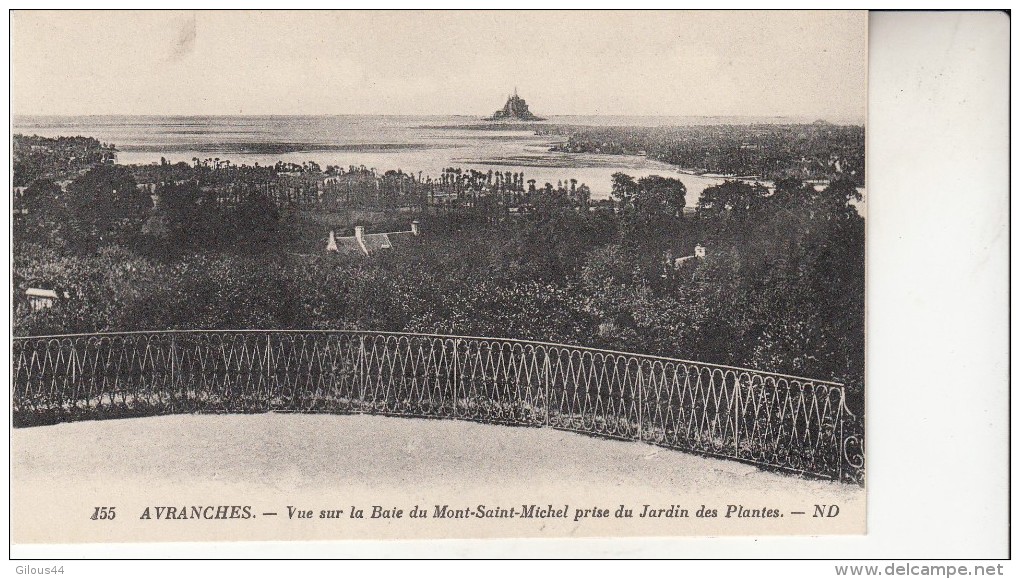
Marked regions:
[327,220,420,256]
[25,287,65,311]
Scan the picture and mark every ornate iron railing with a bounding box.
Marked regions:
[11,330,864,483]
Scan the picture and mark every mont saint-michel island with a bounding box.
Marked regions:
[484,90,546,122]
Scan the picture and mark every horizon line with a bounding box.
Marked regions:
[12,112,866,122]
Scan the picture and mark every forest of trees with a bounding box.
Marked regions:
[12,144,865,400]
[12,135,117,186]
[542,123,865,186]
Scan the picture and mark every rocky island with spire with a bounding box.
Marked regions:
[484,89,546,122]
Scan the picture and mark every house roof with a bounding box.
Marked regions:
[328,226,419,256]
[360,233,392,253]
[385,230,417,249]
[331,236,365,256]
[26,288,60,299]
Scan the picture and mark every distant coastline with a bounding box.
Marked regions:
[14,113,866,127]
[11,114,865,196]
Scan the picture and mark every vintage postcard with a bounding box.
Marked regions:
[10,10,867,545]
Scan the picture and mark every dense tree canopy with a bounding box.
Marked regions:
[13,151,864,398]
[63,165,149,250]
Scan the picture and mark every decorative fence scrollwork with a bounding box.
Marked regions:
[11,330,864,483]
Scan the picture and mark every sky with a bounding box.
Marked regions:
[12,10,866,121]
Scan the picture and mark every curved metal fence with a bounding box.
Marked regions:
[11,330,864,483]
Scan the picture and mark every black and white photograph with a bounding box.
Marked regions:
[10,8,873,546]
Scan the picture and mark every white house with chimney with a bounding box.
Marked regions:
[327,220,420,256]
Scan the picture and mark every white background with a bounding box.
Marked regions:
[4,8,1012,569]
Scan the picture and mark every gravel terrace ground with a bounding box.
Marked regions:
[12,413,865,542]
